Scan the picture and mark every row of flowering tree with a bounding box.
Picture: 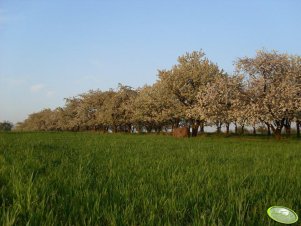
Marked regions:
[16,50,301,138]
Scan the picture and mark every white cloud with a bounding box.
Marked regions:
[30,84,44,93]
[46,90,55,97]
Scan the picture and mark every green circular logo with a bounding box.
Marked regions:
[267,206,298,224]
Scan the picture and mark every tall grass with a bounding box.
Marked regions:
[0,132,300,225]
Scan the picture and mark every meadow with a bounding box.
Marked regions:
[0,132,300,226]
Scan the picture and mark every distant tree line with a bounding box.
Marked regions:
[16,50,301,138]
[0,121,14,131]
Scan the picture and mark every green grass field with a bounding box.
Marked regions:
[0,132,300,225]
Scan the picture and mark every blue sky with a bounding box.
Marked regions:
[1,0,301,123]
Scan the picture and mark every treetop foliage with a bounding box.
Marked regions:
[0,121,14,131]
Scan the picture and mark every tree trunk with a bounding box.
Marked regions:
[146,126,152,133]
[253,126,256,135]
[199,121,204,133]
[270,124,283,140]
[173,119,180,129]
[216,122,222,133]
[241,125,245,134]
[155,126,161,134]
[127,124,132,133]
[297,121,300,138]
[226,123,230,134]
[274,129,281,140]
[113,125,118,133]
[189,119,200,137]
[234,123,238,134]
[285,125,291,136]
[282,117,291,136]
[191,127,198,137]
[135,125,141,133]
[267,124,271,136]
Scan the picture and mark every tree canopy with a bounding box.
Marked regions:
[16,50,301,138]
[0,121,14,131]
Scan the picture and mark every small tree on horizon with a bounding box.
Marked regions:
[0,121,14,131]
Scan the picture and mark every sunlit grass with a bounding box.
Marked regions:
[0,132,300,225]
